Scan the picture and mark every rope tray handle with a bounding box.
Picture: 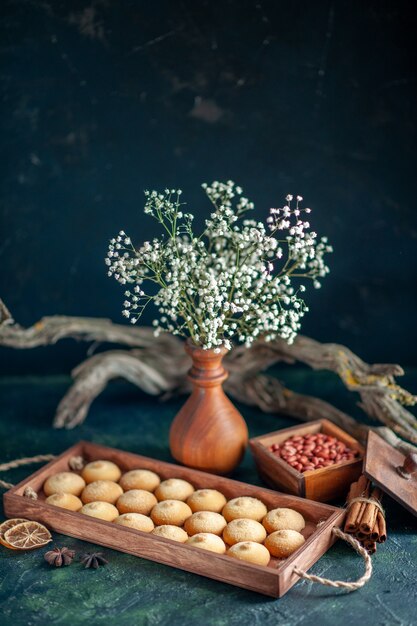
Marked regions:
[294,527,372,591]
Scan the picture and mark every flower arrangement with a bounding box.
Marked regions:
[106,181,332,350]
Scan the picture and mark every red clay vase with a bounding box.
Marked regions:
[169,341,248,475]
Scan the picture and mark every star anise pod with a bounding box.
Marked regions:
[44,546,75,567]
[79,551,109,569]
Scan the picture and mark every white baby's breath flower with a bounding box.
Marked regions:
[106,183,332,348]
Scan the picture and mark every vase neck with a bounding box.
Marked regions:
[185,342,228,387]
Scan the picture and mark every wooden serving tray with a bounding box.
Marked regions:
[3,441,344,597]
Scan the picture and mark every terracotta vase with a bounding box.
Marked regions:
[169,341,249,475]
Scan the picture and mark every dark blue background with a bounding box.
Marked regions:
[1,0,416,374]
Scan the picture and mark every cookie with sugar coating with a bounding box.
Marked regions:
[80,501,119,522]
[223,518,267,545]
[116,489,157,515]
[81,460,122,483]
[186,533,226,554]
[184,511,227,536]
[264,529,305,558]
[186,489,227,513]
[227,541,270,566]
[114,513,154,532]
[151,525,188,543]
[119,469,161,492]
[151,500,192,526]
[262,508,305,533]
[45,493,83,511]
[81,480,123,505]
[43,472,85,497]
[222,497,267,522]
[155,478,195,502]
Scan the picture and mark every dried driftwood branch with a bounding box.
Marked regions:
[1,299,416,454]
[226,338,417,443]
[54,349,189,429]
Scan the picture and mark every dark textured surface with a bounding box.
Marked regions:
[1,0,417,376]
[0,371,416,626]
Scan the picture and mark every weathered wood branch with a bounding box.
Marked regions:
[226,373,417,455]
[1,299,416,454]
[53,349,189,429]
[226,373,367,439]
[0,311,181,352]
[226,338,417,444]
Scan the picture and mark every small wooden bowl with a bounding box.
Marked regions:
[249,419,364,502]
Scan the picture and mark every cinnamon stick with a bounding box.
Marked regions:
[370,518,379,541]
[364,540,377,554]
[360,487,382,533]
[377,511,387,543]
[352,480,370,529]
[344,475,369,532]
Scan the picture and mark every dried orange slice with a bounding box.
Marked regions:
[0,518,29,539]
[0,518,30,549]
[3,520,52,550]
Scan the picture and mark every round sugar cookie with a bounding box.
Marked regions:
[186,533,226,554]
[186,489,227,513]
[155,478,195,502]
[80,501,119,522]
[81,460,122,483]
[43,472,86,497]
[262,508,305,533]
[151,500,192,527]
[45,493,83,512]
[222,497,267,522]
[227,541,270,566]
[119,469,161,492]
[81,480,123,505]
[223,518,267,545]
[116,489,157,515]
[264,529,305,558]
[114,513,154,532]
[184,511,227,537]
[151,525,188,543]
